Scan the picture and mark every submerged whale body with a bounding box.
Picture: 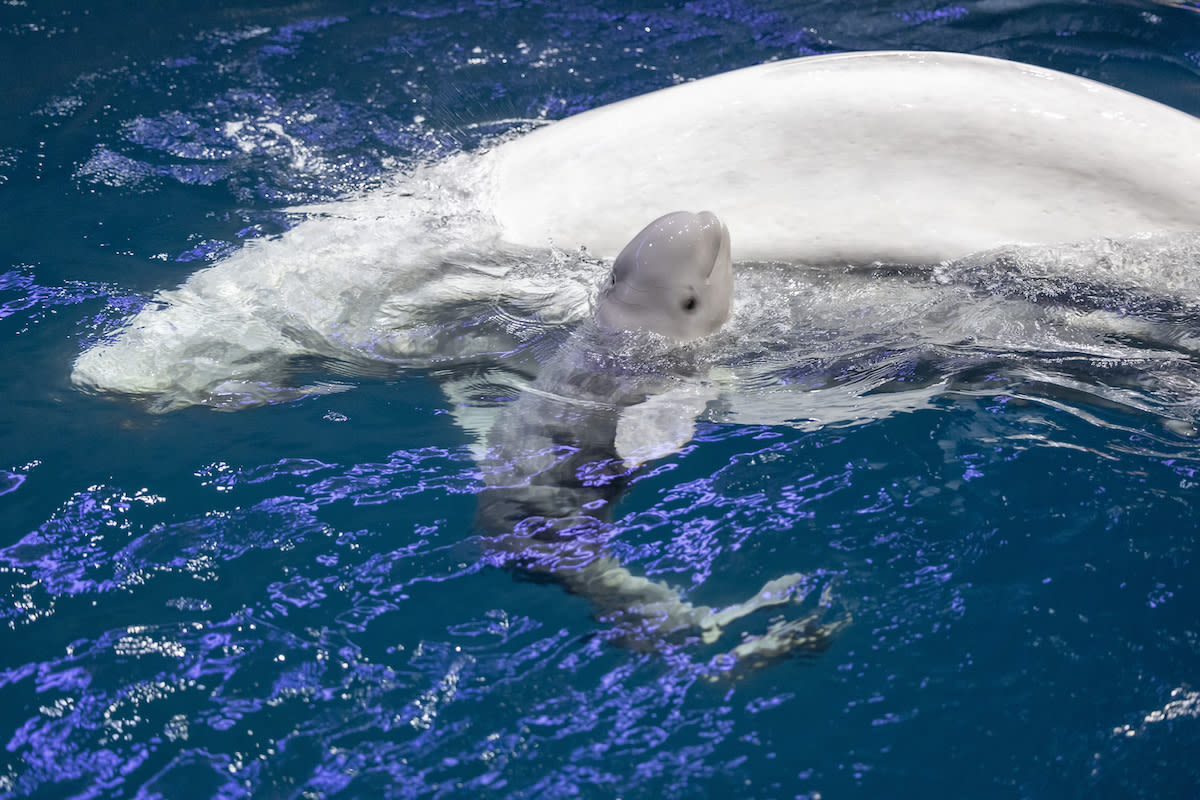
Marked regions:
[476,212,841,662]
[71,50,1200,410]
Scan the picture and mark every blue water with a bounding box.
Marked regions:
[4,1,1200,797]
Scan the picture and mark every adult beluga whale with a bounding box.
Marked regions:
[474,211,842,666]
[71,49,1200,411]
[486,50,1200,263]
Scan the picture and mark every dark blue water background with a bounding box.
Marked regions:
[3,1,1200,797]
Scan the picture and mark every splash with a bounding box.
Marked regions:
[70,151,598,411]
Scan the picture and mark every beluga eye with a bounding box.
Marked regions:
[682,296,698,312]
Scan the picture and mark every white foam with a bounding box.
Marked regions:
[72,153,594,410]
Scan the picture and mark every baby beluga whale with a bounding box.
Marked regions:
[594,210,733,340]
[476,211,844,671]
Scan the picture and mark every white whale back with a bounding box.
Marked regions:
[488,51,1200,263]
